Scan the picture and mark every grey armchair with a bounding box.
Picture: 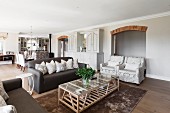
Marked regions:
[117,57,145,84]
[100,56,124,75]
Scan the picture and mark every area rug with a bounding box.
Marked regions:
[35,84,147,113]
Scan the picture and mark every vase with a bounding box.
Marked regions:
[82,78,90,86]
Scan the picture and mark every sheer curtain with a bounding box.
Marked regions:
[0,41,3,54]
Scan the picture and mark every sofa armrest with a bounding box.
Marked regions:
[2,78,22,92]
[78,63,87,68]
[28,68,44,93]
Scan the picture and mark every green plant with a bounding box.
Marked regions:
[76,67,95,80]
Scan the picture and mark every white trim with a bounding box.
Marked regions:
[146,74,170,82]
[53,11,170,35]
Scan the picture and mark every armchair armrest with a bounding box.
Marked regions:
[100,62,108,68]
[116,64,125,70]
[136,67,145,74]
[2,78,22,92]
[27,68,44,93]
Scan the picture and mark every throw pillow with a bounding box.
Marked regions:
[35,61,47,75]
[55,61,65,72]
[0,96,6,107]
[107,61,119,67]
[73,59,79,68]
[0,105,17,113]
[61,59,73,70]
[125,63,140,71]
[0,81,9,100]
[46,60,56,74]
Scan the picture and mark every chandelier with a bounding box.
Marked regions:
[0,32,8,40]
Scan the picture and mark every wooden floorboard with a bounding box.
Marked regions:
[0,64,170,113]
[0,63,28,80]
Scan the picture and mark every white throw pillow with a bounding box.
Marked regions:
[35,61,47,75]
[46,60,56,74]
[0,105,17,113]
[0,95,6,107]
[125,63,140,71]
[73,59,79,68]
[107,61,119,67]
[61,59,73,70]
[55,61,65,72]
[0,81,9,100]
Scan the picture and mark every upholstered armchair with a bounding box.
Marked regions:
[117,57,145,84]
[100,56,124,75]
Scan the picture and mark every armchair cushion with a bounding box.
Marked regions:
[107,61,119,67]
[124,63,140,71]
[125,57,143,66]
[110,56,124,64]
[102,66,116,71]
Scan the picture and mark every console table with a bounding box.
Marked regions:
[0,54,15,64]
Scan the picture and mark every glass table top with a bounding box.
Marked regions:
[59,73,118,96]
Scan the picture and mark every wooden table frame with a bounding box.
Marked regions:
[58,76,119,113]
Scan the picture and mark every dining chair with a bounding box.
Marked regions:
[15,53,20,69]
[18,54,26,72]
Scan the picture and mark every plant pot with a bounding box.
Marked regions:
[82,79,90,86]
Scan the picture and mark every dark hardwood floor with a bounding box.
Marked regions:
[0,64,170,113]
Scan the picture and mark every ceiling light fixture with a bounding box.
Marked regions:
[0,32,8,40]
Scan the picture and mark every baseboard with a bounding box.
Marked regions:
[146,74,170,81]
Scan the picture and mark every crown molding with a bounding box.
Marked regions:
[53,11,170,35]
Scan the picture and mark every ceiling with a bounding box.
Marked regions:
[0,0,170,34]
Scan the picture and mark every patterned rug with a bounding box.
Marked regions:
[35,84,147,113]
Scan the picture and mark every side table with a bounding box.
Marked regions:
[16,73,34,95]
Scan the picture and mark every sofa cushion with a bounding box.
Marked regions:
[28,57,73,68]
[0,95,6,106]
[73,59,79,68]
[6,88,47,113]
[0,105,17,113]
[0,81,9,100]
[46,60,56,74]
[61,59,73,70]
[35,61,47,75]
[55,62,65,72]
[43,69,79,91]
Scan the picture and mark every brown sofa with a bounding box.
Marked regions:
[28,57,86,94]
[3,78,48,113]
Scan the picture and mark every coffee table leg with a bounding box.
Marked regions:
[58,88,60,105]
[77,96,79,113]
[117,78,119,91]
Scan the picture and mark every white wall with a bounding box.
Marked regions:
[1,33,18,54]
[53,15,170,81]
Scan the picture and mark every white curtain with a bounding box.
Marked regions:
[0,41,3,53]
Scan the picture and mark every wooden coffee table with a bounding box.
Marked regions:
[58,74,119,113]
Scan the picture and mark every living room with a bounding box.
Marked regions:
[0,0,170,113]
